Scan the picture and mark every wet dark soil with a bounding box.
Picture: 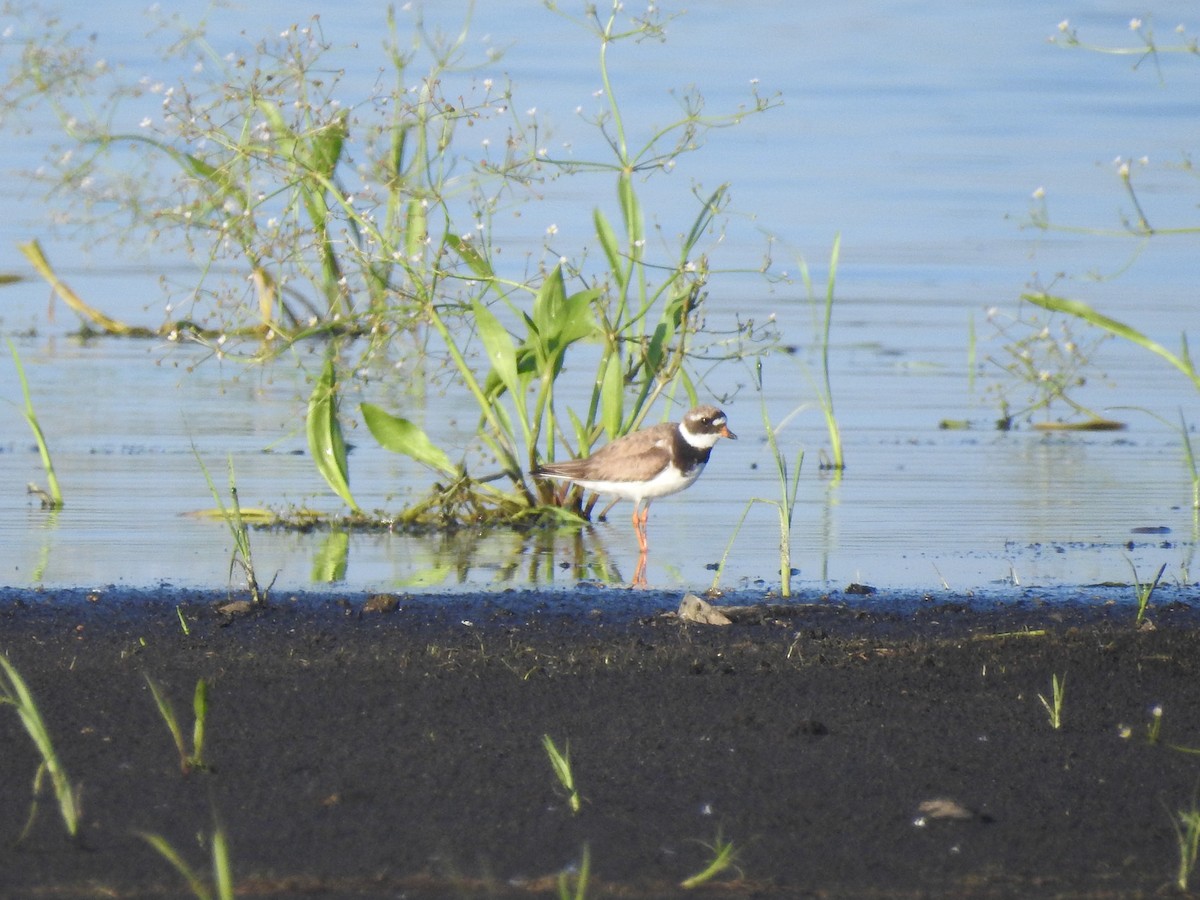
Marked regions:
[4,586,1200,898]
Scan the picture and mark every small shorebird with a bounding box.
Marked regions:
[532,404,736,582]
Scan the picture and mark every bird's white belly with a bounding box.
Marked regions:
[571,462,704,503]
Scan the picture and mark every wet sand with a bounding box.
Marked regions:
[3,587,1200,898]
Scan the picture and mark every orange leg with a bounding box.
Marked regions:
[631,502,650,587]
[631,503,651,553]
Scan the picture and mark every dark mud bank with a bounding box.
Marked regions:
[3,585,1200,898]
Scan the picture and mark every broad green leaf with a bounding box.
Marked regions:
[361,402,459,478]
[593,207,623,281]
[307,109,348,178]
[646,321,669,374]
[1023,292,1200,391]
[532,265,567,338]
[560,288,601,346]
[306,357,359,512]
[601,350,624,438]
[473,300,522,402]
[445,233,494,279]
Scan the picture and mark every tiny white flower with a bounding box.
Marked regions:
[483,78,493,90]
[139,117,152,128]
[1032,186,1045,199]
[1118,161,1130,178]
[1129,17,1142,30]
[546,223,558,235]
[1057,19,1070,32]
[526,106,537,116]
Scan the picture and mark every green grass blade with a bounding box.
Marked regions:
[144,675,187,767]
[212,824,234,900]
[1024,292,1200,391]
[8,340,63,507]
[138,831,214,900]
[192,679,208,771]
[0,653,80,838]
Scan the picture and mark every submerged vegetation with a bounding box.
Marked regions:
[0,1,783,532]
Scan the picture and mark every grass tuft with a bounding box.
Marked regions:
[543,734,582,815]
[680,831,741,889]
[145,674,210,774]
[0,652,81,842]
[1037,673,1066,730]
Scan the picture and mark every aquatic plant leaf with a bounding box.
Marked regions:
[473,300,522,403]
[601,351,624,438]
[361,403,459,478]
[405,198,427,263]
[682,183,727,257]
[617,171,644,253]
[594,208,623,281]
[445,233,493,279]
[306,357,360,512]
[307,109,348,178]
[532,265,568,342]
[18,240,139,337]
[8,339,62,507]
[1024,292,1200,391]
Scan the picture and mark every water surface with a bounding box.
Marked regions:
[0,2,1196,595]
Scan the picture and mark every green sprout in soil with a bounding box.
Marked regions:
[0,652,81,843]
[139,822,234,900]
[8,339,62,508]
[1129,559,1166,626]
[556,843,590,900]
[543,734,582,815]
[1172,797,1200,891]
[680,831,742,889]
[1037,673,1066,730]
[194,450,269,606]
[145,674,210,774]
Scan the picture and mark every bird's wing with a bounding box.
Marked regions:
[535,422,676,483]
[577,423,675,482]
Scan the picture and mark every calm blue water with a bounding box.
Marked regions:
[0,2,1197,595]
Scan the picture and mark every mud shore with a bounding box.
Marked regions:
[3,586,1200,897]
